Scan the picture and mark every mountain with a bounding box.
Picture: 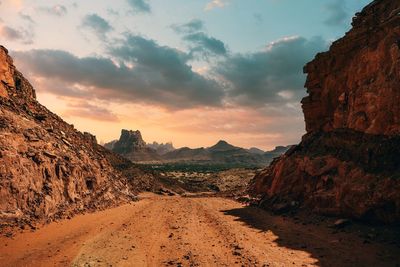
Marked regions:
[147,142,175,155]
[163,140,289,167]
[106,129,291,167]
[106,130,161,162]
[250,0,400,223]
[247,147,265,155]
[266,146,291,154]
[162,147,210,162]
[0,46,148,229]
[208,140,239,151]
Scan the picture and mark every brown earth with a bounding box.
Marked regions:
[1,194,399,267]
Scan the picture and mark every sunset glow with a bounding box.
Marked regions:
[0,0,370,149]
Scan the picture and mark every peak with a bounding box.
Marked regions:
[121,129,141,135]
[112,129,147,155]
[209,140,237,151]
[248,147,265,155]
[0,45,8,54]
[119,129,144,142]
[0,45,36,100]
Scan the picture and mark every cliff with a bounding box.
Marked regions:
[106,130,161,162]
[251,0,400,223]
[0,46,144,230]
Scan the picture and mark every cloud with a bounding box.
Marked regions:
[81,14,113,39]
[184,32,227,57]
[126,0,151,13]
[0,22,33,44]
[13,34,328,113]
[63,101,120,122]
[205,0,228,11]
[13,34,225,109]
[324,0,348,26]
[173,19,227,59]
[19,13,35,24]
[38,5,68,16]
[214,36,327,106]
[171,19,204,34]
[254,13,263,24]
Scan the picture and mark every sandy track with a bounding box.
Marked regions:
[1,194,399,267]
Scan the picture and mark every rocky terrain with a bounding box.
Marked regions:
[251,0,400,223]
[0,46,158,232]
[158,168,257,195]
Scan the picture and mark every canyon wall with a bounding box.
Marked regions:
[0,46,139,230]
[251,0,400,223]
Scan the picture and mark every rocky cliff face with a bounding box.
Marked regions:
[251,0,400,223]
[107,130,160,162]
[0,46,140,230]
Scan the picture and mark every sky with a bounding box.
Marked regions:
[0,0,371,150]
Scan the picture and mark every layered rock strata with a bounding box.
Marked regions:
[251,0,400,223]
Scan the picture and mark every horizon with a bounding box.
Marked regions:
[103,130,289,151]
[0,0,370,150]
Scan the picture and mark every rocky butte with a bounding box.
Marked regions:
[251,0,400,223]
[0,46,150,230]
[105,129,161,162]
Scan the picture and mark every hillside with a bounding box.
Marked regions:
[0,46,154,230]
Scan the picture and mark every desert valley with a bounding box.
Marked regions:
[0,0,400,266]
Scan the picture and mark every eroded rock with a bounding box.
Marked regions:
[0,45,144,231]
[250,0,400,223]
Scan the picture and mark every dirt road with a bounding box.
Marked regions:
[1,194,399,267]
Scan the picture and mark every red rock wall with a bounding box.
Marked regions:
[251,0,400,223]
[302,0,400,135]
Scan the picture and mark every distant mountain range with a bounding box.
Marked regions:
[104,129,292,167]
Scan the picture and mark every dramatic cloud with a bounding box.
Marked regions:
[0,22,33,44]
[13,33,328,113]
[127,0,151,13]
[205,0,228,11]
[13,35,225,109]
[184,32,227,57]
[81,14,113,39]
[173,19,227,59]
[38,5,68,16]
[324,0,348,26]
[171,19,204,34]
[63,101,120,122]
[214,36,327,106]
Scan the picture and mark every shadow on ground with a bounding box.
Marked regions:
[222,206,400,267]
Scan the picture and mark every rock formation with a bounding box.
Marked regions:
[106,130,161,162]
[251,0,400,223]
[147,141,175,155]
[0,46,146,230]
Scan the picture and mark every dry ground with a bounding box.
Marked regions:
[0,193,399,267]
